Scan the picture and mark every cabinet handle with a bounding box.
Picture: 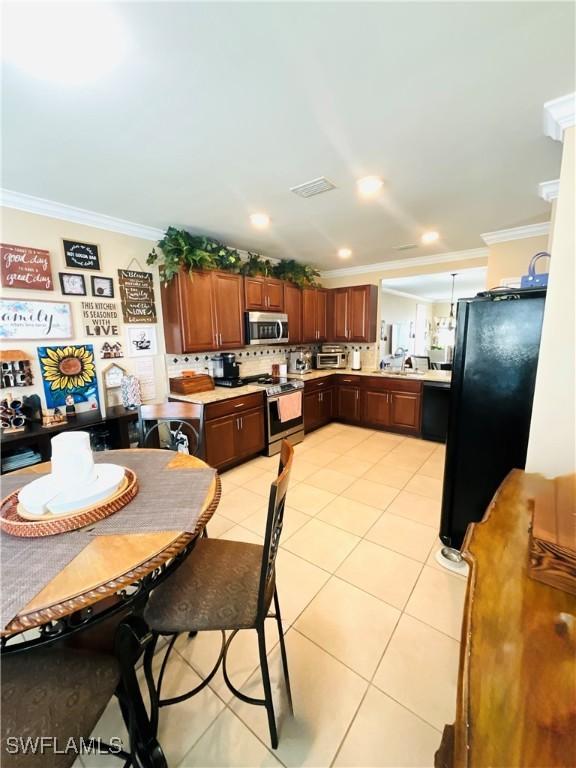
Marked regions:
[240,417,243,429]
[234,403,245,408]
[219,333,223,346]
[356,390,359,400]
[342,379,352,383]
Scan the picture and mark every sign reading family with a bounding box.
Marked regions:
[81,300,120,337]
[0,299,73,340]
[117,269,157,324]
[0,243,53,291]
[63,239,100,271]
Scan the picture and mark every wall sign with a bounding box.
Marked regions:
[0,299,73,340]
[126,325,157,356]
[118,269,157,324]
[0,243,53,291]
[81,300,120,337]
[63,239,100,271]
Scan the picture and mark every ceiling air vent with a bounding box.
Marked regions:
[290,177,336,198]
[393,243,418,252]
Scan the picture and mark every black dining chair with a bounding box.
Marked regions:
[1,648,125,768]
[138,402,205,458]
[142,440,295,749]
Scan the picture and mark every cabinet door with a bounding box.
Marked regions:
[332,288,349,342]
[337,385,361,422]
[180,271,217,352]
[205,414,237,468]
[304,390,320,431]
[389,391,421,432]
[266,279,285,311]
[236,407,265,457]
[244,277,266,310]
[319,388,334,426]
[213,272,244,348]
[284,283,302,344]
[348,284,378,342]
[302,289,318,343]
[363,389,391,427]
[316,289,329,342]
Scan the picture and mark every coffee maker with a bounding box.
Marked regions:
[212,353,243,387]
[287,349,312,374]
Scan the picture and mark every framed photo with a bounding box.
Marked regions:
[62,239,100,271]
[91,275,114,298]
[59,272,86,296]
[126,324,157,356]
[0,298,73,340]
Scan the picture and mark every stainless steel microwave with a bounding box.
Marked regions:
[245,311,289,345]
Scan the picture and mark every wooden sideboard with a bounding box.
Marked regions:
[436,470,576,768]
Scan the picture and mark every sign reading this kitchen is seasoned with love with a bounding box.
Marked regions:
[81,300,120,337]
[118,269,157,323]
[0,243,53,291]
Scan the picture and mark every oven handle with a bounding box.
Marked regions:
[268,392,302,404]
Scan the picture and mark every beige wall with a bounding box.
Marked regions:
[486,234,550,289]
[526,126,575,477]
[0,207,167,411]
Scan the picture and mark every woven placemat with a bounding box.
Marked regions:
[0,528,90,631]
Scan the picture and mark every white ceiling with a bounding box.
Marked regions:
[382,267,487,302]
[2,2,574,269]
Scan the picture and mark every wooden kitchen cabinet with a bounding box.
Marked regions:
[336,378,362,423]
[389,391,421,431]
[302,288,329,343]
[244,276,284,311]
[204,394,265,469]
[303,377,333,432]
[284,282,302,344]
[359,376,422,435]
[161,269,244,353]
[363,389,390,428]
[329,284,378,343]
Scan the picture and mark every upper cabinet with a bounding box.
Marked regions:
[284,282,302,345]
[329,285,378,343]
[244,276,284,312]
[302,287,329,343]
[161,269,244,353]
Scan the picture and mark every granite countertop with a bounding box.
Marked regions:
[169,384,264,405]
[287,368,452,384]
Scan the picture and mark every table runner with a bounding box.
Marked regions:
[0,450,217,630]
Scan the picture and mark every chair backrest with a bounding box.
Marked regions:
[257,440,294,621]
[138,401,205,458]
[411,355,431,372]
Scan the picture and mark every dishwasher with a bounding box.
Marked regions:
[421,381,451,442]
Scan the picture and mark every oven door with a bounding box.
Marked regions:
[267,393,303,442]
[246,312,289,345]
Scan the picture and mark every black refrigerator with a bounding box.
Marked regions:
[440,287,546,550]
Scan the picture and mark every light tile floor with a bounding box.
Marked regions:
[83,424,466,768]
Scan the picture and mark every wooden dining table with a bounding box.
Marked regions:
[1,448,220,639]
[0,448,221,768]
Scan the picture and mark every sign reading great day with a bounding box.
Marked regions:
[0,243,53,291]
[118,269,157,324]
[81,300,120,337]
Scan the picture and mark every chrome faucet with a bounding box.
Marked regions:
[394,347,408,372]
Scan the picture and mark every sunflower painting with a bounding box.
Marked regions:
[38,344,100,411]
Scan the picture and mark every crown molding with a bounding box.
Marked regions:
[480,221,550,246]
[1,189,164,241]
[319,247,488,278]
[538,179,560,203]
[543,93,576,142]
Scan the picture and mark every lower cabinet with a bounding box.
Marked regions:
[337,384,361,423]
[389,391,421,431]
[304,386,333,432]
[204,393,265,469]
[363,389,390,428]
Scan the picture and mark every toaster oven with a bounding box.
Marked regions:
[315,346,348,369]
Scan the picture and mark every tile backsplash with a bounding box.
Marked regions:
[166,343,377,379]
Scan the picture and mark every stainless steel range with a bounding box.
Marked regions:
[243,375,304,456]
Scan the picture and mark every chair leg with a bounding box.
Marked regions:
[273,587,293,714]
[257,623,279,750]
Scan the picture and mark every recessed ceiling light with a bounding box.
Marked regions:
[357,176,384,198]
[338,248,352,259]
[421,231,440,244]
[250,213,270,229]
[3,3,129,85]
